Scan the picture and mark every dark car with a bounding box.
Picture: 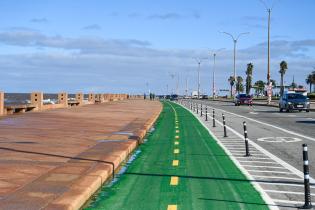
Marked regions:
[279,93,310,112]
[201,95,208,99]
[234,94,253,106]
[170,94,178,101]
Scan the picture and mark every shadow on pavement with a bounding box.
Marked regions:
[125,172,309,186]
[296,120,315,124]
[0,146,116,178]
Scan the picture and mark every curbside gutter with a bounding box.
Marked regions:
[44,102,163,210]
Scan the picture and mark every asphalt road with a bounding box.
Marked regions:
[195,100,315,178]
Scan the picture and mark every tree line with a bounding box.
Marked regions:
[227,61,314,96]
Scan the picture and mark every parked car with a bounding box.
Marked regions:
[234,94,253,106]
[279,93,310,112]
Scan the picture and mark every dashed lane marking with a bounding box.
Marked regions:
[174,142,179,145]
[170,176,179,185]
[175,136,179,139]
[172,160,179,166]
[174,149,179,154]
[176,130,179,133]
[167,205,178,210]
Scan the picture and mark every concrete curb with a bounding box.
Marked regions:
[44,101,163,210]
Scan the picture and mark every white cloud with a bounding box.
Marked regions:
[0,28,314,94]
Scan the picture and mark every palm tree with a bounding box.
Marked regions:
[306,72,315,93]
[228,76,235,97]
[236,76,244,94]
[254,80,265,96]
[270,79,277,88]
[245,63,254,95]
[279,61,288,96]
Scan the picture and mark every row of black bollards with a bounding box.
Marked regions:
[190,101,312,209]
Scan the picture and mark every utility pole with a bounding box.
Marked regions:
[220,31,249,97]
[185,77,188,97]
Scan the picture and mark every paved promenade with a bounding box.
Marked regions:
[0,100,161,210]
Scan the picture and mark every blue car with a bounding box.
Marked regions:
[279,93,310,112]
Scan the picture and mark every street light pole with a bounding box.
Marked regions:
[211,48,225,101]
[198,61,201,99]
[194,58,202,99]
[267,8,271,85]
[213,53,216,100]
[220,31,249,97]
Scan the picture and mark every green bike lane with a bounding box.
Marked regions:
[85,102,268,210]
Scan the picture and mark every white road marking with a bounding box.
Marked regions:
[273,199,304,205]
[239,160,279,164]
[242,165,285,169]
[259,182,315,188]
[205,105,315,142]
[257,137,302,143]
[249,112,258,114]
[265,189,315,196]
[202,106,315,184]
[253,175,301,181]
[236,157,272,160]
[247,170,293,174]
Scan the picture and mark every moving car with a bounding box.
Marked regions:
[170,94,178,101]
[234,94,253,106]
[279,93,310,112]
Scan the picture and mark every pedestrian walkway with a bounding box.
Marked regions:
[0,99,161,210]
[85,101,268,210]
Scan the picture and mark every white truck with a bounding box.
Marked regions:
[192,91,198,99]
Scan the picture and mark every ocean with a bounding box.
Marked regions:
[4,93,86,106]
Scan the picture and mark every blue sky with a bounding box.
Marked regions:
[0,0,314,94]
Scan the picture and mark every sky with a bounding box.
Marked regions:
[0,0,314,94]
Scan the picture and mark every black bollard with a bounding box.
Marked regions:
[222,114,228,137]
[302,144,312,209]
[200,104,203,117]
[197,103,199,114]
[212,109,216,127]
[205,107,208,121]
[243,122,250,156]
